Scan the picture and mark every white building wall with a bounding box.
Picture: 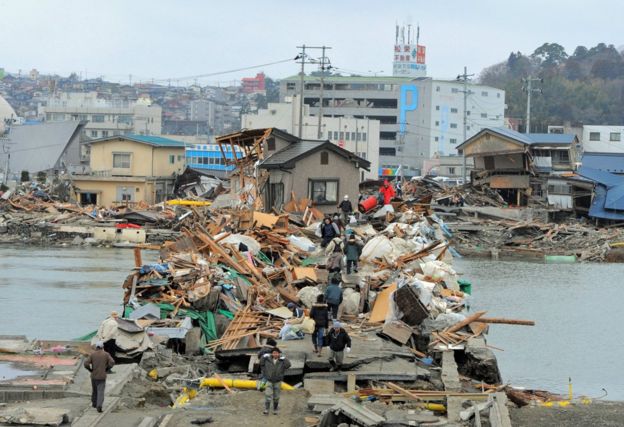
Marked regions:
[41,92,162,138]
[582,125,624,153]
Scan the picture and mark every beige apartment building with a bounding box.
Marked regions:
[71,134,185,206]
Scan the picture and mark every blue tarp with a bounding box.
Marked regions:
[578,167,624,220]
[582,153,624,174]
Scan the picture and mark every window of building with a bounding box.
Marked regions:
[345,132,350,141]
[90,130,98,138]
[435,121,439,126]
[309,179,338,204]
[448,167,456,174]
[361,132,367,141]
[320,151,329,165]
[177,155,183,161]
[436,105,440,111]
[169,154,175,164]
[484,156,495,170]
[339,131,344,140]
[286,82,296,90]
[92,114,105,123]
[450,123,458,129]
[101,130,109,137]
[466,110,471,116]
[610,132,621,142]
[434,137,439,142]
[379,147,396,156]
[497,93,501,98]
[267,138,276,151]
[451,108,458,113]
[118,115,133,125]
[113,152,131,168]
[481,113,488,118]
[436,86,440,92]
[481,91,489,96]
[450,138,458,144]
[589,132,601,141]
[351,132,356,140]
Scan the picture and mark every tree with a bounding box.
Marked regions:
[532,43,568,67]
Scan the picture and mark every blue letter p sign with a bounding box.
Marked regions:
[399,84,418,134]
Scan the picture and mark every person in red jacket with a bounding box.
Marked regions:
[379,179,396,205]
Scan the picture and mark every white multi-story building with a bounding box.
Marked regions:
[241,97,380,181]
[40,92,162,139]
[581,125,624,153]
[280,75,505,177]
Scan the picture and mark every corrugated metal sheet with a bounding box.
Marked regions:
[489,175,530,189]
[581,153,624,174]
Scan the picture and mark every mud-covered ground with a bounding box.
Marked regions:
[510,401,624,427]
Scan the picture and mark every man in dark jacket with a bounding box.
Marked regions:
[327,321,351,372]
[309,294,329,356]
[337,195,353,225]
[319,217,340,248]
[259,347,291,415]
[85,341,115,412]
[324,277,343,319]
[344,235,363,274]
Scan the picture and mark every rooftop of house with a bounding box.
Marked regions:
[458,127,577,151]
[86,134,186,148]
[259,139,370,171]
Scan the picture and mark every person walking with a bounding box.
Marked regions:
[309,294,329,356]
[344,235,363,274]
[259,347,291,415]
[326,239,344,284]
[324,276,343,319]
[319,217,340,248]
[84,341,115,413]
[337,195,353,226]
[327,321,351,372]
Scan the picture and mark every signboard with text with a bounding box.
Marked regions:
[393,44,427,77]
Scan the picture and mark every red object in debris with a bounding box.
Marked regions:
[359,196,378,213]
[116,223,141,229]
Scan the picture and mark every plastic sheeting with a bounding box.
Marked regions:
[288,235,316,252]
[297,286,322,308]
[217,233,261,255]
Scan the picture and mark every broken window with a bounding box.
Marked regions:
[484,156,495,170]
[309,179,338,204]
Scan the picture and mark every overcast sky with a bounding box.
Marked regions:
[1,0,622,85]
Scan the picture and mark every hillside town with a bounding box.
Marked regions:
[1,6,624,427]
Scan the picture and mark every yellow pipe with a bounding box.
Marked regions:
[200,377,294,391]
[423,403,446,412]
[166,199,212,206]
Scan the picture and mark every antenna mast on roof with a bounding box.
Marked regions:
[417,24,420,45]
[395,24,399,44]
[407,24,411,44]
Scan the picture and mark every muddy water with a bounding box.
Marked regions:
[455,258,624,400]
[0,246,157,341]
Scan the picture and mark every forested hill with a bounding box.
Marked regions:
[479,43,624,131]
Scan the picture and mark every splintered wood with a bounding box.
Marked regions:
[208,307,280,351]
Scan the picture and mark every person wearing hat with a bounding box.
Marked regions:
[379,179,396,206]
[96,311,119,359]
[327,321,351,372]
[344,234,363,274]
[318,217,340,248]
[259,347,291,415]
[286,302,304,319]
[84,341,115,413]
[337,195,353,226]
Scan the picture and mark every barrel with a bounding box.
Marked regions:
[359,196,378,213]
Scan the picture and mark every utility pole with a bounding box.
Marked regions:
[317,45,332,139]
[295,45,327,138]
[458,66,474,183]
[523,77,542,134]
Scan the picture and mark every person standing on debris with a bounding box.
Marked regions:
[396,180,403,198]
[337,195,353,226]
[327,321,351,372]
[326,237,344,283]
[344,235,363,274]
[319,217,340,248]
[260,347,291,415]
[96,311,119,360]
[309,294,329,356]
[379,179,396,206]
[84,341,115,413]
[324,276,343,319]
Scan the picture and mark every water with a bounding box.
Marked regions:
[455,258,624,400]
[0,246,156,340]
[1,247,622,399]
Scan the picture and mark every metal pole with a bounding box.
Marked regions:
[526,78,532,134]
[317,46,331,139]
[462,66,468,183]
[297,45,306,138]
